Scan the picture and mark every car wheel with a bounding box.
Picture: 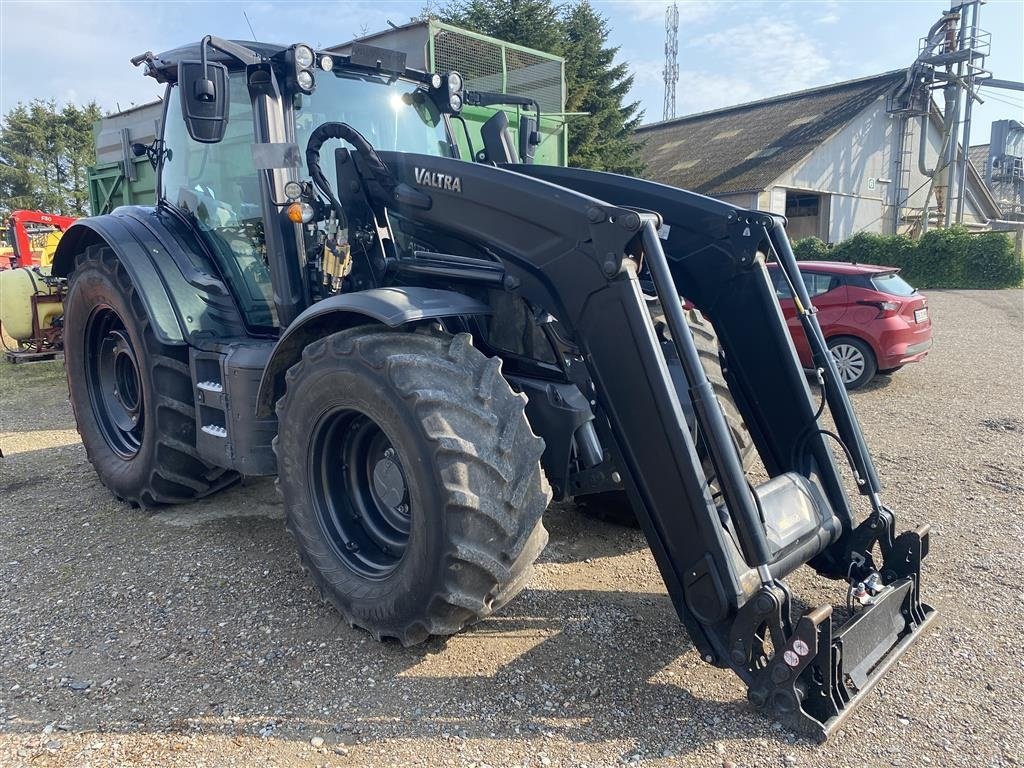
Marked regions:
[827,336,877,390]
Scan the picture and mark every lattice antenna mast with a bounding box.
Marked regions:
[662,2,679,121]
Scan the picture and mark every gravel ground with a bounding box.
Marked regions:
[1,289,1021,768]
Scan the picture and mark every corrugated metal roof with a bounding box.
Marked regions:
[635,71,906,196]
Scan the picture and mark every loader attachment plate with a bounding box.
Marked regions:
[746,525,935,741]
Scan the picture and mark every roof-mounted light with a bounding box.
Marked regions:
[294,44,314,69]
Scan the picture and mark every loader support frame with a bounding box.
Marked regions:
[369,152,934,737]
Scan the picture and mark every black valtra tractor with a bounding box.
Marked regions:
[53,37,935,739]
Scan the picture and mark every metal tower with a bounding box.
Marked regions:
[662,2,679,121]
[887,0,1021,231]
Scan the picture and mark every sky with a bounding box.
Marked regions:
[0,0,1021,145]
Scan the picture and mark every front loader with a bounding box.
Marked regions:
[52,37,934,740]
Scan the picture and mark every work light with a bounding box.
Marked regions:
[294,44,314,69]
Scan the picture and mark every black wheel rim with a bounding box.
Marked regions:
[309,409,412,580]
[84,305,144,459]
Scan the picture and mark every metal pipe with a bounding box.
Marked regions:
[982,78,1024,92]
[640,220,775,569]
[945,7,969,229]
[956,1,981,223]
[918,114,935,176]
[941,84,960,228]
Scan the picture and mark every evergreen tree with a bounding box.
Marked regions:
[438,0,644,174]
[0,100,101,217]
[437,0,564,55]
[561,1,643,174]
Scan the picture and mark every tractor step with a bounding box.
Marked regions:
[189,343,278,475]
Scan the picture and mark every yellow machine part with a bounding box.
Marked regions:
[34,229,64,268]
[0,267,63,341]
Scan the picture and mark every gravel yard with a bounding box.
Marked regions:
[1,289,1021,768]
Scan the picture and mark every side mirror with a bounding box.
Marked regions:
[518,115,541,164]
[480,110,519,164]
[178,60,230,143]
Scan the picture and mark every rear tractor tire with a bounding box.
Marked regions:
[575,307,755,527]
[274,326,550,646]
[63,244,238,506]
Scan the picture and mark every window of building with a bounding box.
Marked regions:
[785,193,820,218]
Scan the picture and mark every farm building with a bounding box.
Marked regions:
[635,71,1004,243]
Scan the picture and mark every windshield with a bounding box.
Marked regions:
[293,72,452,186]
[871,272,917,297]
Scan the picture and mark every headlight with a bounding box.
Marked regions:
[319,54,334,71]
[430,73,442,89]
[447,71,463,93]
[448,93,463,112]
[296,70,315,91]
[294,44,314,69]
[284,181,303,201]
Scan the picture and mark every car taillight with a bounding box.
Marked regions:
[857,299,901,319]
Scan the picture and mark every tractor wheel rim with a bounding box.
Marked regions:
[831,343,865,383]
[309,408,411,580]
[85,306,144,459]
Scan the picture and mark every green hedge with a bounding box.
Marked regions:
[792,227,1023,289]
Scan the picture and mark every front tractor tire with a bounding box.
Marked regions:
[274,327,550,646]
[64,245,238,506]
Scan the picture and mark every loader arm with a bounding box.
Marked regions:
[352,149,934,740]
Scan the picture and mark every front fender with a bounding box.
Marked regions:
[52,207,246,345]
[255,287,492,417]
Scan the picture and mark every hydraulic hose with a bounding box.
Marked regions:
[304,122,397,225]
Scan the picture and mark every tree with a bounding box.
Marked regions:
[0,100,102,218]
[438,0,644,174]
[437,0,564,55]
[561,1,643,175]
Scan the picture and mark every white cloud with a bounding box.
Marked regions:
[816,12,840,24]
[0,1,411,114]
[625,14,837,121]
[676,70,761,114]
[689,18,832,90]
[595,0,718,24]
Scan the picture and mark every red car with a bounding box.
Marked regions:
[766,261,932,389]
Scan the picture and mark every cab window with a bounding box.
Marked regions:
[161,74,276,329]
[292,72,451,190]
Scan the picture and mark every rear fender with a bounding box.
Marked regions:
[52,207,246,345]
[254,287,492,417]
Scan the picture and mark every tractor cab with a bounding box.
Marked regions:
[134,38,519,331]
